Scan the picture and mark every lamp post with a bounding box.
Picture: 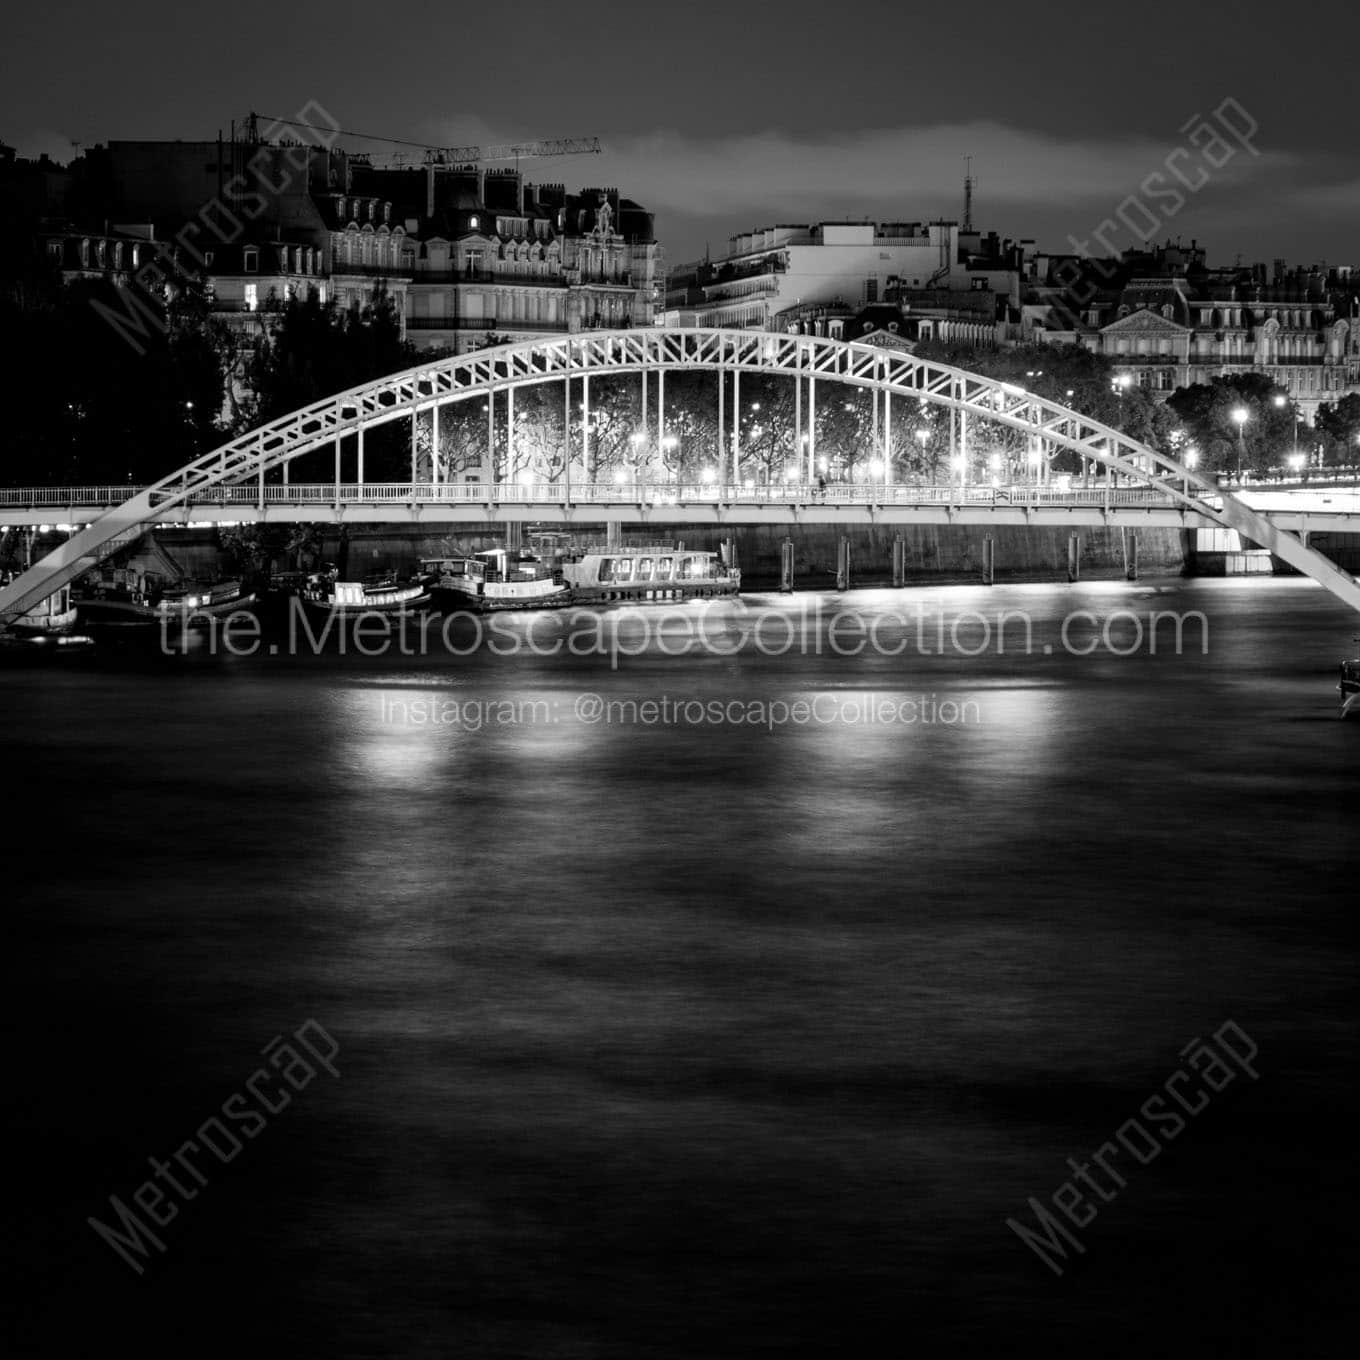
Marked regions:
[915,427,929,483]
[1273,393,1299,476]
[1231,406,1249,483]
[1184,446,1199,499]
[630,431,645,491]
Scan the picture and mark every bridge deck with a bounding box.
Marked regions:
[3,484,1356,531]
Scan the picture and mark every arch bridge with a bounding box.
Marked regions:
[3,328,1359,622]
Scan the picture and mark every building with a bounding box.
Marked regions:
[332,160,662,353]
[1027,244,1360,419]
[663,220,1030,333]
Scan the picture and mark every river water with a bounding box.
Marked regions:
[3,576,1358,1358]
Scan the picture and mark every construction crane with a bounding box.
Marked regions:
[242,112,601,169]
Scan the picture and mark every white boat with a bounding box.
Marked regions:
[549,540,740,603]
[423,549,571,612]
[299,572,431,618]
[7,583,78,638]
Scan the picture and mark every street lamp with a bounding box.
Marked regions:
[1273,393,1300,473]
[1231,406,1249,482]
[629,431,645,487]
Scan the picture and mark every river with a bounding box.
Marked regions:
[3,575,1357,1358]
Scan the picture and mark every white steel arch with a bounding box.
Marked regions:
[3,327,1359,620]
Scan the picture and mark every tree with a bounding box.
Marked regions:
[1315,394,1360,465]
[1166,374,1292,475]
[0,276,228,486]
[248,290,418,483]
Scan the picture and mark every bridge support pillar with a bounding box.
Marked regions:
[1123,529,1138,582]
[505,522,524,552]
[779,538,794,594]
[1067,533,1081,583]
[606,520,623,549]
[836,535,851,592]
[723,537,738,573]
[892,533,905,588]
[982,534,995,586]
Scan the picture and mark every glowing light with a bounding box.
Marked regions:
[518,470,535,488]
[613,469,627,485]
[1231,407,1249,428]
[700,467,716,484]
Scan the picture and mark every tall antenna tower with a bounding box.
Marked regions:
[963,156,975,232]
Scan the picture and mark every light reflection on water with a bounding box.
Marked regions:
[3,577,1358,1358]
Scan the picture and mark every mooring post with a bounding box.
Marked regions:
[836,535,851,592]
[982,533,995,586]
[892,533,905,588]
[1123,528,1138,581]
[1067,532,1081,583]
[779,537,794,594]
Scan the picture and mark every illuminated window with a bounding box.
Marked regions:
[244,283,258,312]
[469,215,479,231]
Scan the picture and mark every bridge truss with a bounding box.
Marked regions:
[3,328,1359,621]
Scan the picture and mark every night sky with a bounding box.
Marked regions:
[4,0,1357,265]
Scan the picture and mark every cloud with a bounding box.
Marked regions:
[592,121,1288,219]
[7,128,83,162]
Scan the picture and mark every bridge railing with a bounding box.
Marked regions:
[0,482,1193,510]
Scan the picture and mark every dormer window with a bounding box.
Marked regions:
[203,250,214,267]
[79,239,90,267]
[469,215,479,231]
[47,241,62,262]
[243,247,259,273]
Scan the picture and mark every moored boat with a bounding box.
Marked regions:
[74,568,255,631]
[423,549,571,612]
[1341,642,1360,719]
[6,583,78,638]
[547,539,740,603]
[298,570,431,618]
